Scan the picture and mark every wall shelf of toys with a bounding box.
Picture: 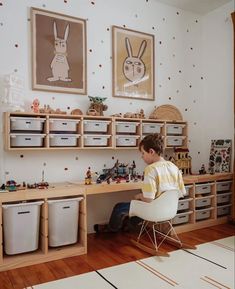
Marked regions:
[4,112,188,151]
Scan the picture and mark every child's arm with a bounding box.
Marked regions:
[133,193,153,203]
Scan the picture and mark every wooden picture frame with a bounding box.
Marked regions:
[112,26,155,101]
[31,7,87,94]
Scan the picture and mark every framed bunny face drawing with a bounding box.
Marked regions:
[112,26,155,101]
[31,8,87,94]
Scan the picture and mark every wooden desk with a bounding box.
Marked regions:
[0,172,233,271]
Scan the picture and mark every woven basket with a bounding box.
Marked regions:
[149,105,183,121]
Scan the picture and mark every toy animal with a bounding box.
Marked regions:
[47,22,71,82]
[31,98,40,113]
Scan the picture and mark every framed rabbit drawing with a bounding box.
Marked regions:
[112,26,155,100]
[31,8,87,94]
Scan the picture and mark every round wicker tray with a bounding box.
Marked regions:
[149,104,183,121]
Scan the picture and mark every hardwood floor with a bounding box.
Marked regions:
[0,223,234,289]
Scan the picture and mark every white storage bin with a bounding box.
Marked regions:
[195,197,212,208]
[49,118,79,133]
[217,193,231,205]
[217,205,231,217]
[84,135,110,146]
[142,123,163,134]
[116,122,138,134]
[10,117,45,132]
[83,120,110,133]
[116,135,139,147]
[166,136,185,146]
[195,183,212,195]
[10,134,46,147]
[50,134,80,147]
[2,201,43,255]
[184,185,193,196]
[166,124,185,135]
[196,208,213,221]
[48,197,83,247]
[177,198,191,211]
[172,211,193,225]
[216,181,232,192]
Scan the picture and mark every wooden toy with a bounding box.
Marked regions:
[170,148,192,175]
[85,167,92,185]
[71,108,83,115]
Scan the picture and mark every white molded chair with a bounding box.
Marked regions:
[129,190,182,256]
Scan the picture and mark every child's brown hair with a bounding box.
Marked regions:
[139,133,163,155]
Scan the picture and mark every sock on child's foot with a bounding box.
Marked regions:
[94,223,109,233]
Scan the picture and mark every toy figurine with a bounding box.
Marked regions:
[31,98,40,113]
[85,167,92,185]
[199,164,207,175]
[87,96,108,116]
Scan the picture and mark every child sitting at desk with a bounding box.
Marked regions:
[94,133,186,233]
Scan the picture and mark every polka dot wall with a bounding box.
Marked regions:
[0,0,233,186]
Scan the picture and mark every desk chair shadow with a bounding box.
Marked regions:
[129,190,196,257]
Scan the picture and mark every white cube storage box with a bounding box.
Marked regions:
[10,117,45,132]
[10,134,46,147]
[166,136,185,146]
[115,122,138,134]
[166,124,185,135]
[83,120,110,133]
[83,135,110,146]
[49,134,80,147]
[49,118,79,133]
[48,197,83,247]
[2,201,43,255]
[142,123,163,134]
[116,135,139,147]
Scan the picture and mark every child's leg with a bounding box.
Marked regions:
[108,202,130,232]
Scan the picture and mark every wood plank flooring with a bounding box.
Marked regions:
[0,223,234,289]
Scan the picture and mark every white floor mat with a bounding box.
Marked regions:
[30,236,235,289]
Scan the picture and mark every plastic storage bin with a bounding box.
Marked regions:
[10,117,45,132]
[115,122,138,134]
[10,134,46,147]
[116,135,139,146]
[49,134,80,147]
[142,123,163,134]
[83,120,110,133]
[2,201,43,255]
[49,118,80,133]
[83,135,111,146]
[166,124,185,135]
[48,197,83,247]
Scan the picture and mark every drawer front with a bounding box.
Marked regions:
[172,214,189,225]
[217,181,232,192]
[142,123,162,134]
[195,198,211,208]
[185,185,192,196]
[116,136,138,147]
[10,117,45,132]
[10,134,45,147]
[217,206,231,216]
[217,194,231,205]
[177,200,190,211]
[116,122,138,134]
[196,210,211,221]
[49,119,79,132]
[50,135,79,147]
[84,120,109,133]
[166,124,185,135]
[166,136,184,146]
[84,135,110,146]
[195,184,212,195]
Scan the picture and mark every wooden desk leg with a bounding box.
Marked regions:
[41,200,48,254]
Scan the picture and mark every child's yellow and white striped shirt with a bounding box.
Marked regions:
[142,159,186,199]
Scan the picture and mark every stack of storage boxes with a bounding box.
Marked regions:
[216,181,232,217]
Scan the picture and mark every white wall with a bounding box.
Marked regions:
[0,0,233,232]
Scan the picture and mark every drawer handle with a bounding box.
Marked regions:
[202,186,209,190]
[124,125,130,128]
[220,184,228,187]
[62,123,68,125]
[149,126,155,128]
[125,139,130,141]
[173,126,179,129]
[61,137,69,140]
[63,206,70,209]
[25,121,32,124]
[93,138,101,140]
[174,139,179,142]
[202,200,207,203]
[202,212,207,215]
[95,124,100,126]
[18,211,30,215]
[25,138,32,141]
[178,216,186,219]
